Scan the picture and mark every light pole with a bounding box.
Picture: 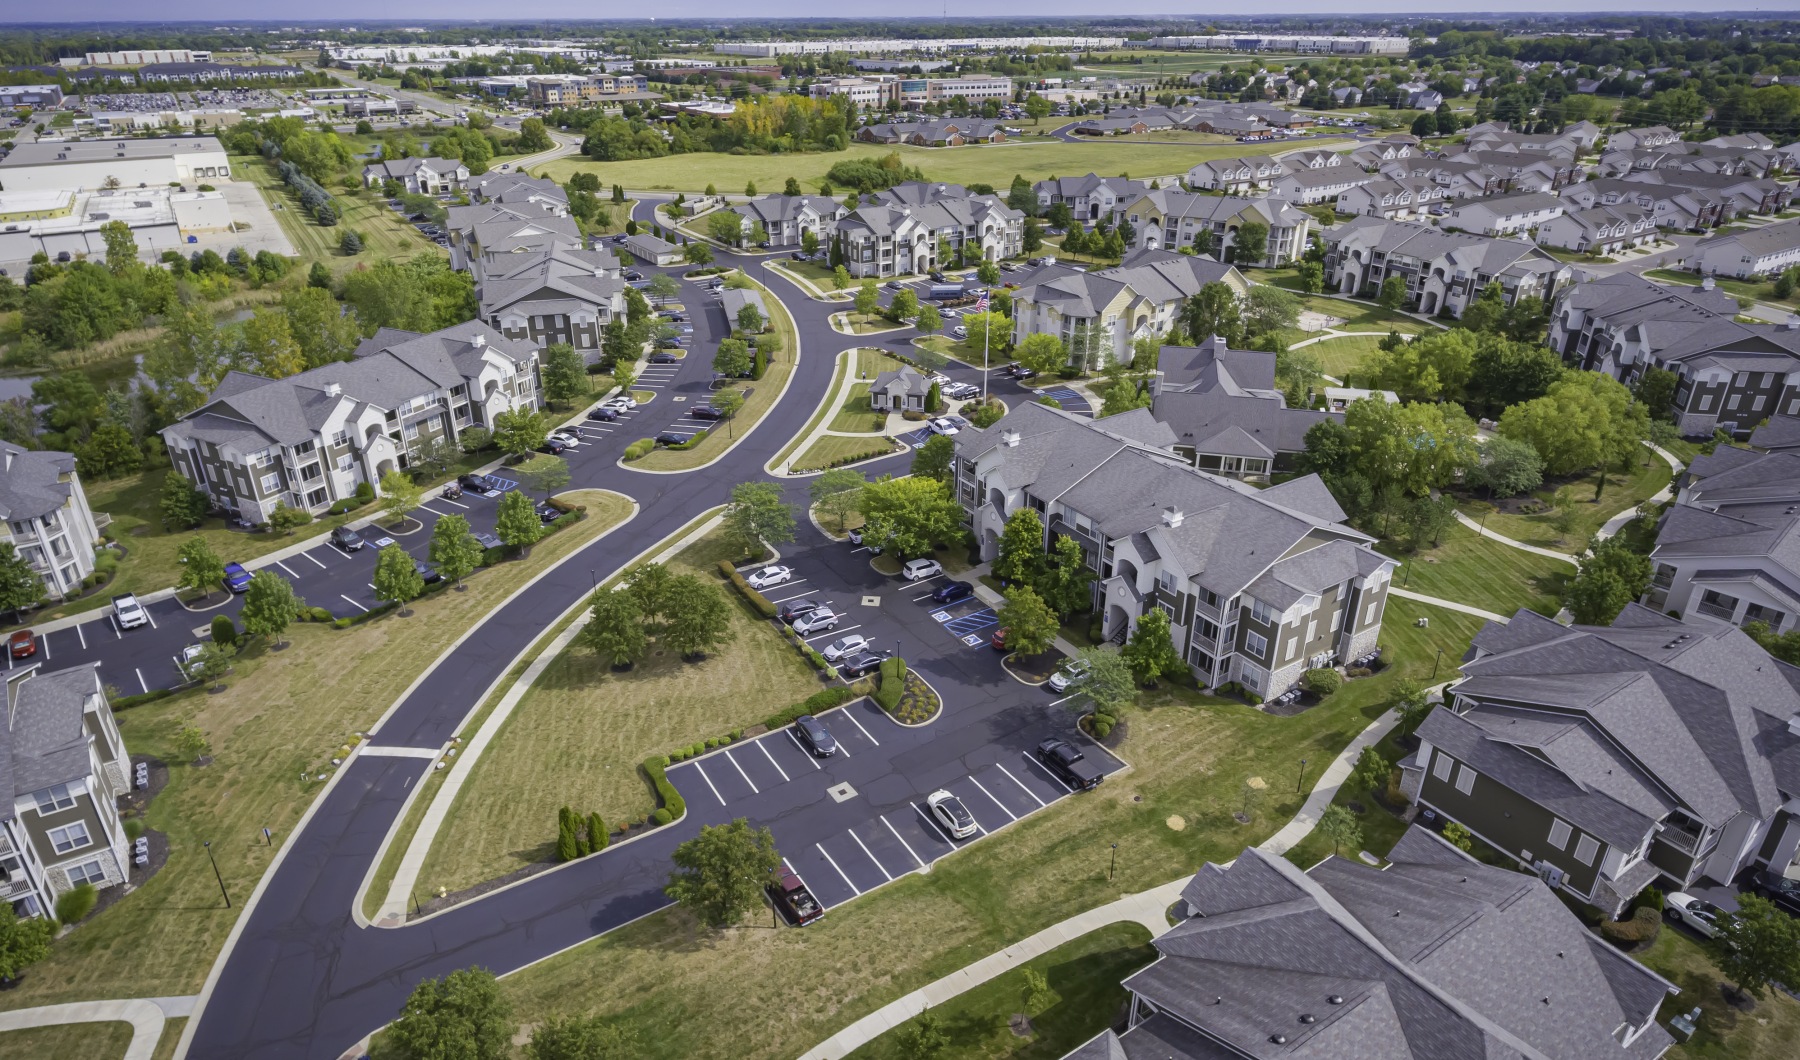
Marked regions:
[203,840,231,908]
[1431,647,1445,681]
[1296,758,1308,793]
[1109,842,1118,880]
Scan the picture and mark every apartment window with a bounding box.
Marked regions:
[300,464,322,482]
[1244,631,1268,658]
[1548,819,1572,850]
[306,488,328,508]
[403,423,420,441]
[1249,598,1276,625]
[1157,571,1177,594]
[330,431,350,447]
[292,440,315,456]
[337,454,355,471]
[1330,608,1343,631]
[1285,637,1299,662]
[260,473,280,493]
[66,858,106,887]
[1728,393,1742,411]
[35,782,78,813]
[48,822,91,854]
[1454,763,1477,795]
[1364,599,1381,626]
[1573,835,1600,866]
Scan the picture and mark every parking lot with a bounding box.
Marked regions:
[658,522,1125,913]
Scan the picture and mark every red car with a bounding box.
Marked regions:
[9,629,36,659]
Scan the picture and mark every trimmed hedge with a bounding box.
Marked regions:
[327,496,369,516]
[1600,905,1662,946]
[874,656,907,712]
[1303,667,1343,697]
[112,687,178,712]
[643,756,687,823]
[764,686,858,731]
[624,438,656,460]
[716,560,777,618]
[791,440,896,474]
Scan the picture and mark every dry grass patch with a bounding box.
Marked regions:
[0,1022,134,1060]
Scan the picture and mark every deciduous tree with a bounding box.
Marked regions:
[998,586,1058,657]
[429,514,485,588]
[177,538,226,598]
[665,818,783,928]
[492,408,549,458]
[0,902,54,982]
[1713,895,1800,1005]
[380,469,423,527]
[810,468,866,531]
[1318,804,1362,856]
[582,589,647,669]
[159,473,210,530]
[723,481,795,557]
[993,507,1046,587]
[661,575,736,659]
[539,343,589,407]
[239,571,302,646]
[525,1015,641,1060]
[389,967,515,1060]
[373,544,425,615]
[910,434,955,484]
[1566,537,1652,625]
[1121,608,1183,686]
[860,475,964,559]
[495,490,544,554]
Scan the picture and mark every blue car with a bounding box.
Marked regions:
[930,580,974,605]
[222,562,252,593]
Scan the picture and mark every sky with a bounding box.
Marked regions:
[13,4,1800,23]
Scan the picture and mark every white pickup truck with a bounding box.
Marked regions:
[112,593,149,630]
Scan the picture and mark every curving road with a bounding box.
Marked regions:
[179,200,1109,1060]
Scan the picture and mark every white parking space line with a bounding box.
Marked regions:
[690,760,727,806]
[914,801,957,845]
[437,497,470,509]
[969,776,1016,822]
[76,623,86,649]
[723,748,759,794]
[339,595,370,613]
[848,831,893,881]
[903,572,945,587]
[41,635,50,660]
[910,590,940,602]
[841,707,880,746]
[110,616,121,639]
[1024,753,1074,794]
[302,551,328,569]
[787,729,823,768]
[135,668,147,694]
[816,843,861,896]
[144,609,157,630]
[995,762,1046,808]
[417,504,449,518]
[804,624,860,644]
[756,739,791,783]
[274,559,300,579]
[768,590,817,605]
[881,815,926,869]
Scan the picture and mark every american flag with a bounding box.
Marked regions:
[974,288,989,312]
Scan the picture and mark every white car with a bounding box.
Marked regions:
[901,558,943,581]
[1047,659,1091,693]
[112,593,149,630]
[928,417,960,436]
[952,326,968,338]
[602,395,637,411]
[928,372,951,386]
[821,634,870,663]
[745,565,793,590]
[792,607,840,635]
[927,789,978,839]
[1663,892,1732,938]
[549,429,580,447]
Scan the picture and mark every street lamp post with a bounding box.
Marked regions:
[1431,647,1445,681]
[1109,842,1118,880]
[1296,758,1308,793]
[203,840,231,908]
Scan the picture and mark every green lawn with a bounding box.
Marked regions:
[829,383,886,433]
[0,493,634,1014]
[1296,333,1386,382]
[235,156,445,272]
[1637,926,1800,1059]
[413,523,821,894]
[795,434,900,472]
[489,595,1477,1060]
[1647,268,1798,309]
[1459,455,1673,553]
[538,138,1349,195]
[845,923,1156,1060]
[858,348,910,378]
[0,1022,134,1060]
[1270,293,1440,348]
[1379,519,1572,618]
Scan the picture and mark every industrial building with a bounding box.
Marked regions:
[714,36,1124,57]
[0,137,231,193]
[0,85,63,109]
[0,187,233,263]
[1148,34,1413,54]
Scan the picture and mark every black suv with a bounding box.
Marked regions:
[794,714,839,756]
[778,599,823,625]
[838,651,887,679]
[1749,869,1800,916]
[329,526,364,552]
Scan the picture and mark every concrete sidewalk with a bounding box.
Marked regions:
[1391,587,1511,623]
[1452,511,1581,566]
[0,995,195,1060]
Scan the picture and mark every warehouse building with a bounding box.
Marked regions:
[0,137,231,193]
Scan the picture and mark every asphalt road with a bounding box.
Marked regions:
[183,200,1128,1059]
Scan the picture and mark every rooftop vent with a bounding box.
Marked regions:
[1327,995,1344,1005]
[1269,1034,1288,1045]
[1162,506,1184,529]
[1701,276,1716,291]
[324,382,342,397]
[1298,1014,1316,1024]
[1000,429,1020,448]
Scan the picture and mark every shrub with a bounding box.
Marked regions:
[643,755,686,822]
[901,409,929,421]
[1245,692,1263,706]
[1346,666,1372,678]
[652,808,673,826]
[1302,668,1343,697]
[624,438,656,460]
[267,502,313,534]
[1091,714,1115,738]
[327,497,362,515]
[55,882,98,925]
[874,656,907,712]
[763,687,856,730]
[210,614,238,649]
[1631,885,1664,917]
[1599,906,1662,946]
[354,479,375,504]
[306,606,334,622]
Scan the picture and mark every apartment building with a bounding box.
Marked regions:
[1265,164,1375,206]
[1549,272,1800,436]
[835,182,1022,278]
[1010,249,1248,369]
[476,246,626,357]
[1644,445,1800,635]
[1062,828,1675,1060]
[1114,188,1313,266]
[1441,190,1567,236]
[362,156,469,196]
[464,172,570,217]
[1610,125,1683,151]
[2,664,131,921]
[952,403,1392,698]
[1335,175,1448,221]
[161,322,539,521]
[1182,155,1284,194]
[0,444,104,601]
[731,193,848,247]
[1322,216,1570,318]
[1692,218,1800,279]
[1560,177,1737,233]
[1403,604,1800,919]
[1033,173,1147,221]
[1536,203,1659,255]
[445,200,582,272]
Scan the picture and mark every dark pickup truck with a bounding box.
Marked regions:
[768,866,824,926]
[1036,738,1105,792]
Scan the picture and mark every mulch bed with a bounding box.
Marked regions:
[1262,692,1323,718]
[889,672,940,724]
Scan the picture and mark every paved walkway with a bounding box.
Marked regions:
[1596,443,1684,543]
[1452,511,1582,566]
[1391,587,1511,623]
[0,996,195,1060]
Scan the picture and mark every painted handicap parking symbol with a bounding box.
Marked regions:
[931,610,952,622]
[961,634,985,647]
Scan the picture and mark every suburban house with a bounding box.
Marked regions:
[1114,188,1313,265]
[1322,216,1570,318]
[1034,173,1147,221]
[160,322,539,521]
[0,444,104,602]
[1265,164,1375,206]
[623,233,684,267]
[1609,125,1683,151]
[1644,445,1800,635]
[1061,828,1676,1060]
[836,182,1023,278]
[1182,156,1284,194]
[868,365,932,412]
[1549,272,1800,436]
[1536,204,1659,256]
[1335,176,1448,221]
[1559,177,1736,233]
[475,246,626,357]
[952,403,1392,697]
[730,193,847,248]
[2,664,132,921]
[1440,190,1567,236]
[1150,337,1373,478]
[464,172,569,217]
[361,156,469,195]
[1691,218,1800,279]
[1403,604,1800,918]
[1010,249,1249,368]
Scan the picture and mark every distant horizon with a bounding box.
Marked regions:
[8,5,1800,27]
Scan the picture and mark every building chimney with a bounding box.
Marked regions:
[1162,506,1184,529]
[1000,429,1021,448]
[471,333,486,348]
[325,382,342,397]
[1701,276,1716,291]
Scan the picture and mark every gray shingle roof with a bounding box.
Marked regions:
[0,444,77,523]
[3,664,103,811]
[1153,339,1341,459]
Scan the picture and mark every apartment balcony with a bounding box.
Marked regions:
[1695,599,1738,622]
[1656,822,1709,857]
[93,512,112,531]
